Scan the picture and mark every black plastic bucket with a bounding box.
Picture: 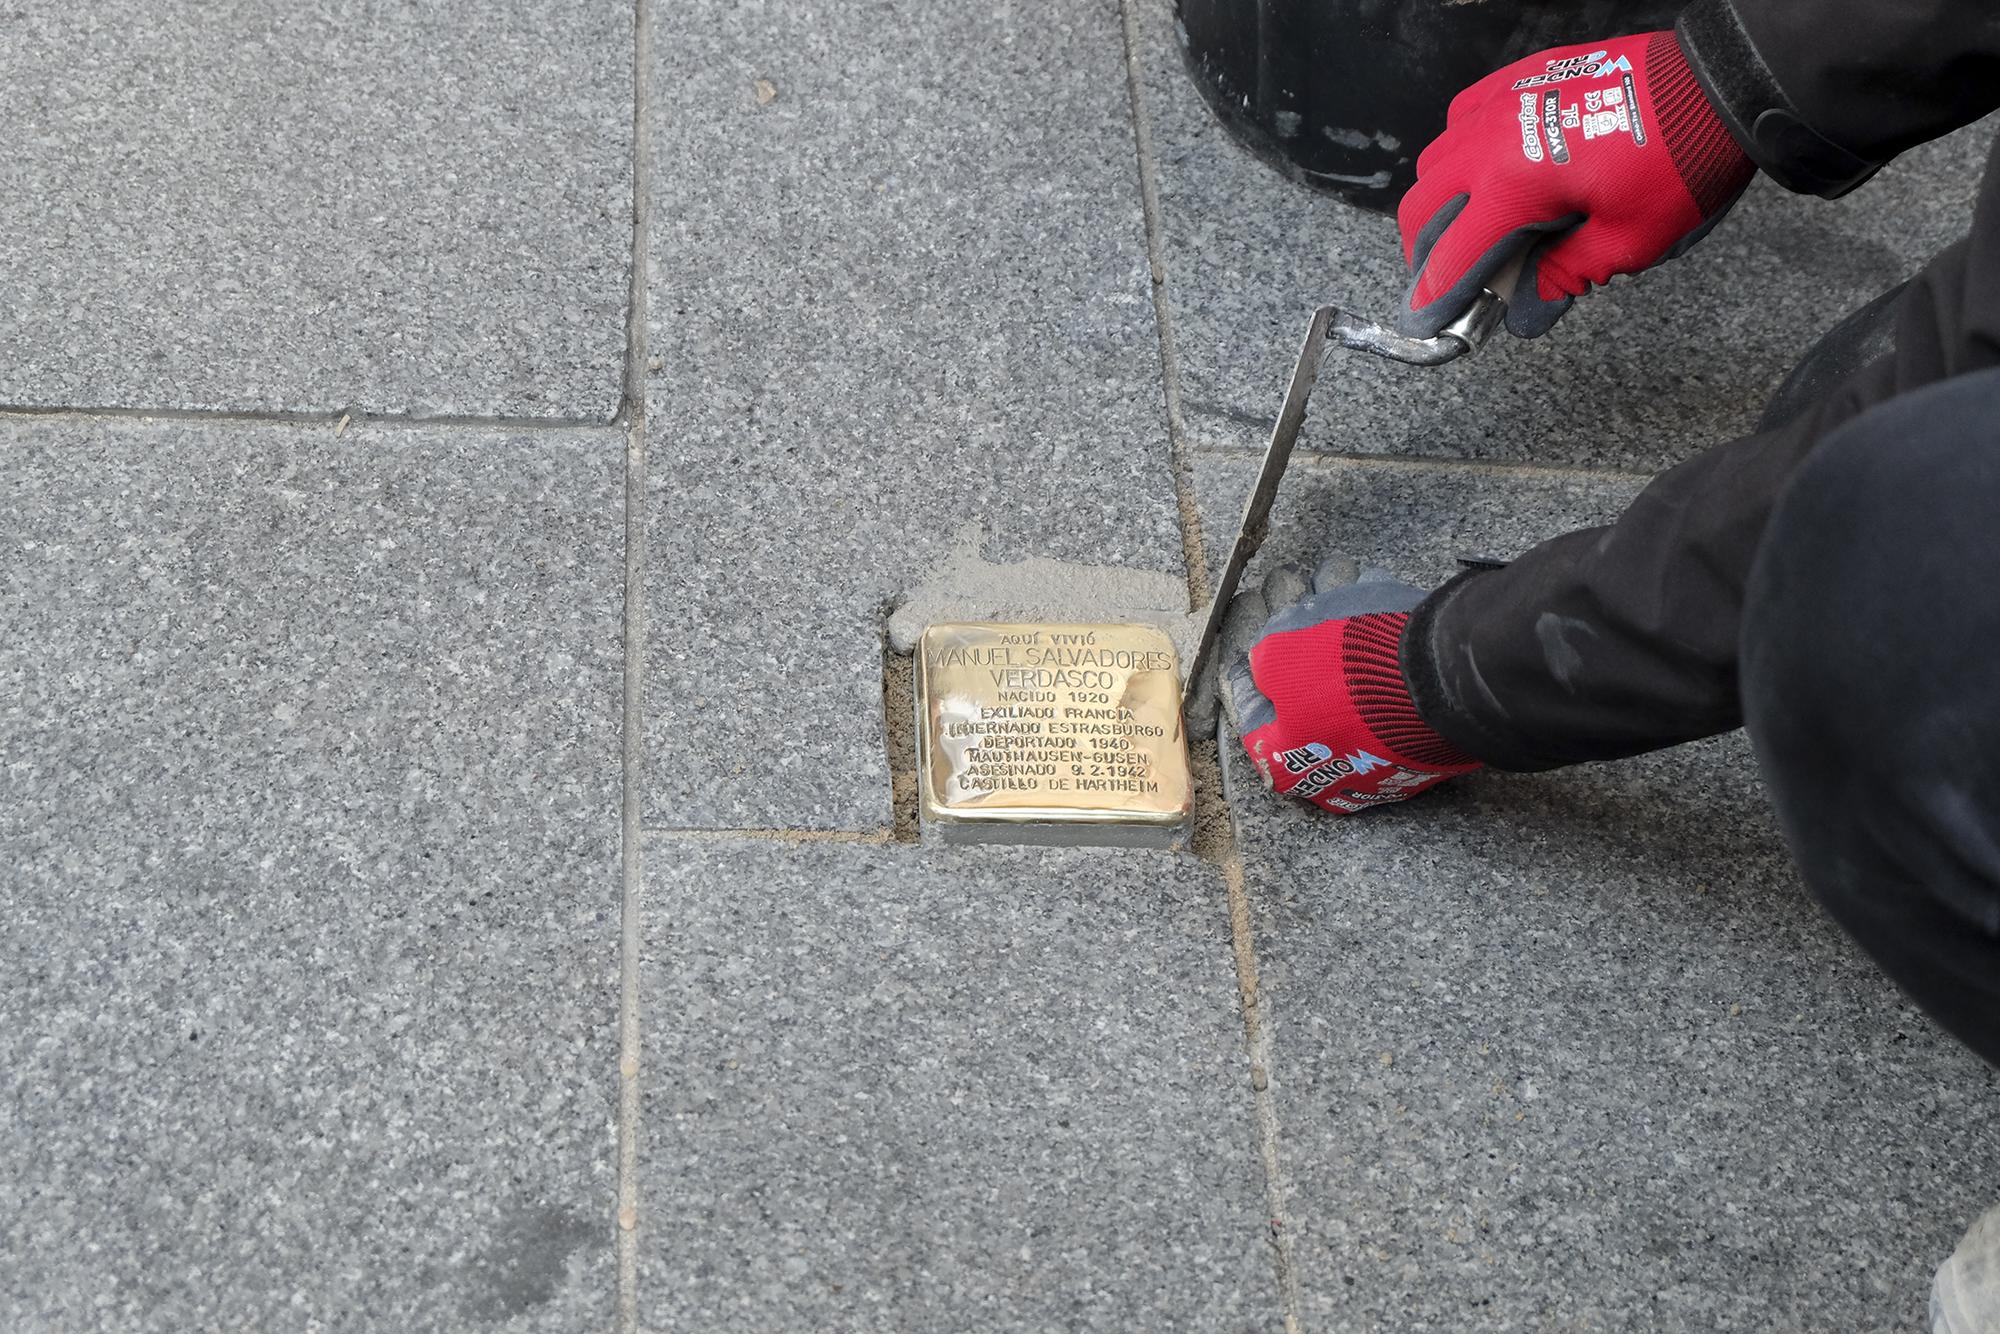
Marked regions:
[1175,0,1681,212]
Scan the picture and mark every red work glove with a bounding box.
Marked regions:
[1398,30,1754,338]
[1223,559,1481,814]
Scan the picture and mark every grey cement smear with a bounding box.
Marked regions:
[888,524,1197,660]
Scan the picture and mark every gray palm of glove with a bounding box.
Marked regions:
[1183,552,1423,743]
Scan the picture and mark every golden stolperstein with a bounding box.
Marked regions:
[915,622,1192,848]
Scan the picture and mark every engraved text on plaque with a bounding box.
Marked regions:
[915,622,1191,847]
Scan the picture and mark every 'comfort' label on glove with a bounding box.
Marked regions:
[916,622,1190,837]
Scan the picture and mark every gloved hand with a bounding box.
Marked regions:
[1399,30,1754,339]
[1220,555,1481,814]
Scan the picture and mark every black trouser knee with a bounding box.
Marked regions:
[1741,368,2000,1068]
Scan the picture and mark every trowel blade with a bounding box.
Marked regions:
[1181,305,1334,711]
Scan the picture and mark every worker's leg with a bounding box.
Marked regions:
[1753,279,1904,433]
[1759,379,2000,1331]
[1752,383,1998,1334]
[1740,368,2000,1068]
[1403,135,2000,771]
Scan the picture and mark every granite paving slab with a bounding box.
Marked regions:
[1192,453,1646,600]
[641,837,1275,1331]
[1135,0,1997,470]
[0,419,623,1330]
[643,0,1184,831]
[0,1,632,418]
[1198,456,2000,1331]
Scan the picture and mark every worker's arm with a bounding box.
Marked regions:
[1678,0,2000,197]
[1227,13,2000,816]
[1228,206,1997,807]
[1403,130,2000,774]
[1399,1,2000,340]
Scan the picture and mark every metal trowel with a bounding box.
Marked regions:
[1182,257,1527,710]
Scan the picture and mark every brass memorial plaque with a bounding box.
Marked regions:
[915,622,1191,847]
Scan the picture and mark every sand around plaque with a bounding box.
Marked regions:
[915,622,1191,847]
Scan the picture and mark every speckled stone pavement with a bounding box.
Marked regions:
[3,2,1995,1330]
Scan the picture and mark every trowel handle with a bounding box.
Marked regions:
[1327,250,1531,366]
[1437,250,1530,356]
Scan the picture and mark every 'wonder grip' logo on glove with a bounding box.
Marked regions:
[1274,743,1389,778]
[1237,604,1484,816]
[1511,49,1631,89]
[1292,760,1433,804]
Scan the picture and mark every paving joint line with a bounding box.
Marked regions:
[1117,4,1302,1328]
[0,403,615,432]
[616,414,646,1332]
[1196,441,1659,483]
[1221,841,1306,1334]
[1118,0,1209,610]
[879,639,923,844]
[642,826,896,845]
[616,0,653,1326]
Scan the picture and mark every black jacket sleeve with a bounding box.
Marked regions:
[1403,131,2000,771]
[1677,0,2000,197]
